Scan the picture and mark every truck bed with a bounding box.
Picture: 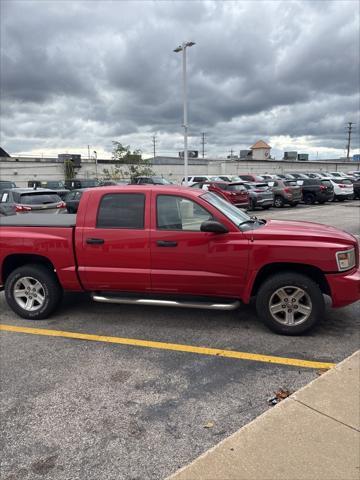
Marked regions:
[0,214,76,227]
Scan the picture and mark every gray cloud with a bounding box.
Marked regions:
[1,0,359,159]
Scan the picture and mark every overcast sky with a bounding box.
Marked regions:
[1,0,359,160]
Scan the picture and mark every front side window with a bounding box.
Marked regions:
[97,193,145,229]
[157,195,212,231]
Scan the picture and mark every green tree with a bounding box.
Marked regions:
[111,141,154,181]
[64,159,75,181]
[101,166,126,181]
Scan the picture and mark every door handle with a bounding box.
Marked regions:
[157,240,178,247]
[86,238,105,245]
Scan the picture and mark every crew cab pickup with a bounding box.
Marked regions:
[0,186,359,335]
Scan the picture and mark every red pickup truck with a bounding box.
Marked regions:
[0,186,359,335]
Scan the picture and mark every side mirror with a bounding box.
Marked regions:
[200,220,229,234]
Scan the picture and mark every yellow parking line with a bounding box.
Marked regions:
[0,324,336,369]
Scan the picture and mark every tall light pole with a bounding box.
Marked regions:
[174,41,195,186]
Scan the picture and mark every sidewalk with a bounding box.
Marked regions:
[167,350,360,480]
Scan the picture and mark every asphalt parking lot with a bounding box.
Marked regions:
[1,200,359,480]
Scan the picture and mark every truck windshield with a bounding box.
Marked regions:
[201,192,250,226]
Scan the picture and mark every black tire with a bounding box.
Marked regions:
[337,197,345,202]
[318,200,326,204]
[5,264,63,320]
[255,272,325,335]
[303,193,315,205]
[274,196,284,208]
[289,202,298,207]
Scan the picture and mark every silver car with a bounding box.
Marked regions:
[243,182,274,210]
[0,188,66,214]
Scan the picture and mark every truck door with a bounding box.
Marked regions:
[76,190,151,292]
[150,192,249,297]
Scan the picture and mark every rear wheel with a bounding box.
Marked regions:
[274,196,284,208]
[5,264,63,320]
[256,272,324,335]
[303,193,315,205]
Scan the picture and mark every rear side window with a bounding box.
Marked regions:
[227,184,246,191]
[333,179,352,185]
[284,181,297,186]
[239,175,252,181]
[97,193,145,229]
[20,193,61,204]
[193,176,207,182]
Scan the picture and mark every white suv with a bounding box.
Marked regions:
[329,178,354,201]
[181,175,221,186]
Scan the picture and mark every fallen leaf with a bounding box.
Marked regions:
[204,422,214,429]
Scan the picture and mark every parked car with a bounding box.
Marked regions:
[289,173,310,180]
[329,172,353,179]
[305,173,323,179]
[350,177,360,199]
[260,174,279,181]
[64,179,100,190]
[276,174,296,180]
[0,188,66,213]
[300,179,334,205]
[329,178,354,201]
[131,176,173,185]
[242,182,274,210]
[268,179,302,207]
[0,180,17,193]
[98,180,129,186]
[27,180,70,199]
[64,189,88,213]
[317,172,334,179]
[1,185,359,335]
[0,203,16,216]
[236,174,265,182]
[191,181,249,208]
[181,175,214,186]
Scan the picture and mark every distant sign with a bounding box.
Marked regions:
[353,154,360,162]
[179,150,199,158]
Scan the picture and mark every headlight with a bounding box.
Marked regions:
[336,248,356,271]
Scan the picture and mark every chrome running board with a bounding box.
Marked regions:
[92,295,240,311]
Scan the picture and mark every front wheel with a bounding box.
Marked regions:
[5,264,63,320]
[255,272,325,335]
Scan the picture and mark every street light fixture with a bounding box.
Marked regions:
[173,41,195,186]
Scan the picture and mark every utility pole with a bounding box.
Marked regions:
[152,135,157,159]
[228,148,234,159]
[346,122,355,160]
[201,132,206,158]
